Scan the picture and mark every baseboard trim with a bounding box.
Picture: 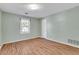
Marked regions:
[1,36,41,45]
[0,44,3,49]
[1,36,79,48]
[42,37,79,48]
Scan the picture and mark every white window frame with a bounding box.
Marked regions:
[20,17,30,34]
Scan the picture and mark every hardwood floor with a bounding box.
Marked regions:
[0,37,79,55]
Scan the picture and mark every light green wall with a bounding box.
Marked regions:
[0,11,2,44]
[1,6,79,47]
[1,12,41,43]
[43,6,79,44]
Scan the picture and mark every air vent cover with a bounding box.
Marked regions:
[68,39,79,45]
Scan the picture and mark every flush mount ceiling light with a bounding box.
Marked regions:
[26,4,40,10]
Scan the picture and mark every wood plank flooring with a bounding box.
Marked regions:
[0,37,79,55]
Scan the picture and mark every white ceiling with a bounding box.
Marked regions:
[0,3,79,18]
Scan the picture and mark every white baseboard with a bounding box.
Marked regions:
[43,37,79,48]
[0,44,3,49]
[1,36,79,48]
[1,36,41,45]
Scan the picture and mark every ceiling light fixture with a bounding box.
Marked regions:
[25,12,28,15]
[27,4,40,10]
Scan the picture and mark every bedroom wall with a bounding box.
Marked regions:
[1,5,79,48]
[42,6,79,47]
[1,12,41,44]
[0,11,2,44]
[41,18,47,38]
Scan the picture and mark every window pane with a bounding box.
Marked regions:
[21,19,30,26]
[20,18,30,34]
[21,27,29,32]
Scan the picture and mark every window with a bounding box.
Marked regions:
[20,17,30,34]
